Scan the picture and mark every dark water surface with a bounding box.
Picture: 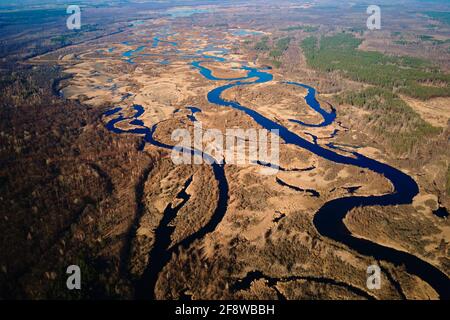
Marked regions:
[104,37,450,299]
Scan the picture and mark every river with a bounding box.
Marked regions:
[103,35,450,299]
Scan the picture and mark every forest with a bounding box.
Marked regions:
[335,87,442,154]
[253,36,292,68]
[301,33,450,100]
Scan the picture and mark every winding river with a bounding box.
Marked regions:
[103,35,450,299]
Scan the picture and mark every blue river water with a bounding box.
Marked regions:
[231,29,264,36]
[104,37,450,299]
[186,106,202,122]
[152,37,178,48]
[285,82,336,127]
[204,64,450,299]
[122,45,146,64]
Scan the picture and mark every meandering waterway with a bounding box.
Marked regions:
[103,33,450,299]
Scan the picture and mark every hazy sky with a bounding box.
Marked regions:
[1,0,448,9]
